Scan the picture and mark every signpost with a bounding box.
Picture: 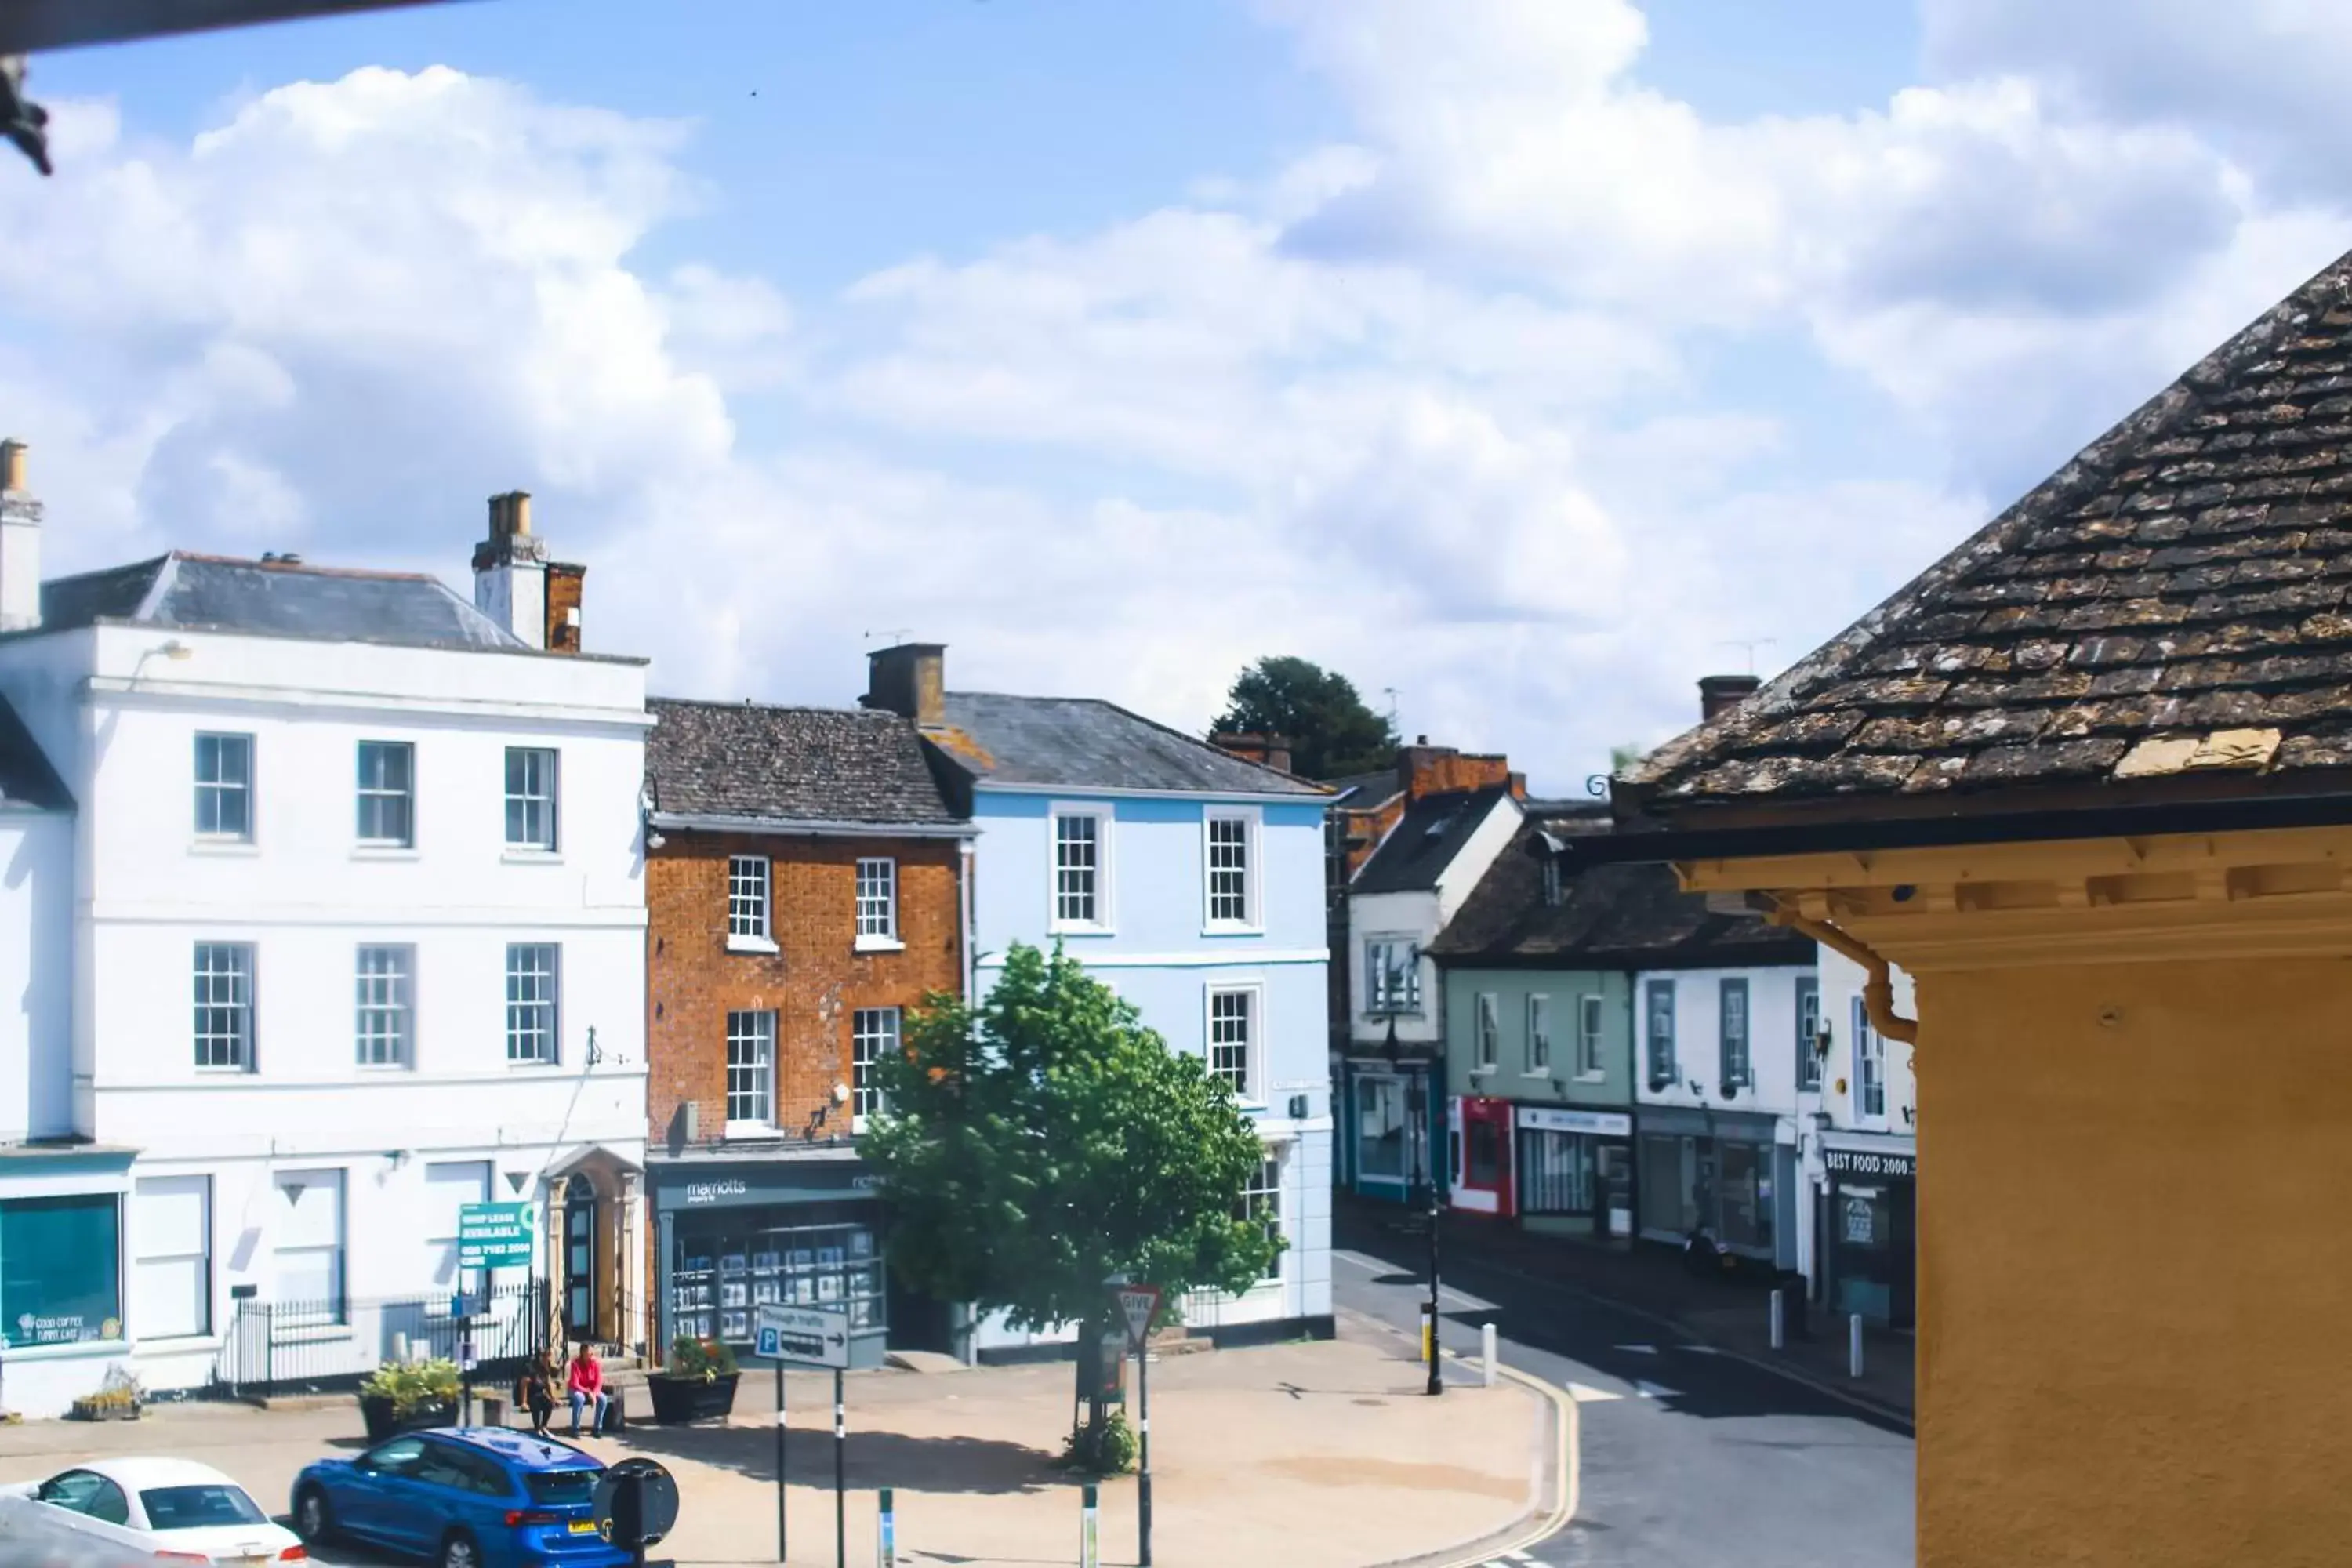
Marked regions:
[1118,1284,1163,1568]
[756,1302,855,1568]
[454,1203,532,1429]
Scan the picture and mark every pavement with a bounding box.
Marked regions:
[1344,1199,1915,1423]
[1334,1199,1915,1568]
[0,1330,1554,1568]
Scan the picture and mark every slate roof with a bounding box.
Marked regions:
[1324,768,1400,805]
[925,692,1329,797]
[646,699,963,828]
[1628,247,2352,817]
[0,695,70,811]
[1353,786,1516,896]
[1433,817,1813,968]
[37,553,524,653]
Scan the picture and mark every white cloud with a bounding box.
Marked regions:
[4,5,2352,790]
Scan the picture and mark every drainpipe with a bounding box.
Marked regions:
[1765,902,1918,1046]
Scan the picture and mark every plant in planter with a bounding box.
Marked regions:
[645,1334,741,1425]
[358,1358,460,1440]
[69,1367,143,1423]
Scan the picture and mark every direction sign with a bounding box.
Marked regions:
[1117,1285,1162,1350]
[457,1202,535,1269]
[754,1302,852,1369]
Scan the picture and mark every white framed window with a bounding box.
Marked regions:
[505,942,559,1064]
[1473,992,1500,1073]
[354,945,412,1067]
[421,1161,488,1290]
[1577,994,1606,1077]
[727,855,772,947]
[1235,1153,1283,1284]
[1050,805,1113,931]
[855,858,900,947]
[193,732,253,840]
[1526,994,1552,1075]
[1206,985,1260,1101]
[1796,976,1822,1091]
[193,943,254,1070]
[503,746,558,851]
[1720,978,1751,1090]
[354,740,414,846]
[1364,937,1421,1015]
[1645,979,1677,1090]
[727,1011,775,1131]
[132,1176,210,1341]
[852,1007,900,1127]
[271,1169,344,1323]
[1203,808,1260,930]
[1853,996,1886,1117]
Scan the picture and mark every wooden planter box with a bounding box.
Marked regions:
[644,1372,738,1425]
[68,1399,138,1422]
[360,1394,458,1441]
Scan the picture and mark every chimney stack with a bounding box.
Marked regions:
[862,643,946,726]
[0,439,42,633]
[1212,731,1294,775]
[474,490,550,651]
[1700,673,1762,722]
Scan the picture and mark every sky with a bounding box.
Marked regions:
[9,0,2352,793]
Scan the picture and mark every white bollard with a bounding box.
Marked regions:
[1481,1322,1497,1387]
[1769,1289,1784,1352]
[1849,1312,1864,1379]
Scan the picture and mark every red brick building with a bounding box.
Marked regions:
[641,698,972,1363]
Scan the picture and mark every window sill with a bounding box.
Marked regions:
[2,1338,127,1363]
[188,839,260,857]
[1201,923,1265,938]
[501,848,563,865]
[507,1059,561,1071]
[1047,924,1116,938]
[352,844,419,860]
[193,1066,254,1077]
[853,935,905,954]
[725,935,780,956]
[1469,1065,1497,1077]
[356,1062,413,1073]
[1573,1071,1608,1084]
[724,1122,779,1141]
[1523,1067,1552,1080]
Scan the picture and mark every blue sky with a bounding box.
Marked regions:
[11,1,2352,789]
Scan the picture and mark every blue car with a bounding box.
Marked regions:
[292,1427,627,1568]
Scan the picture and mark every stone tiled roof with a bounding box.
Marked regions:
[927,691,1329,797]
[647,699,963,828]
[37,553,524,653]
[1433,817,1813,967]
[1629,247,2352,815]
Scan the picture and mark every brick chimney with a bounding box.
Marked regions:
[1700,674,1762,722]
[863,643,946,726]
[1211,731,1294,774]
[0,440,37,632]
[1396,739,1514,800]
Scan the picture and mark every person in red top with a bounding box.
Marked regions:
[565,1341,608,1437]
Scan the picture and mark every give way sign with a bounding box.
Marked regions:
[1118,1285,1163,1350]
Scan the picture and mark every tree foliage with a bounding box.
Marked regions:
[1212,655,1397,782]
[866,941,1279,1366]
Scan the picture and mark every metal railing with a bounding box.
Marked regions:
[222,1279,547,1399]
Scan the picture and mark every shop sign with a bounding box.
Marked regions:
[684,1179,749,1206]
[1842,1195,1876,1247]
[1515,1107,1632,1138]
[1824,1147,1915,1181]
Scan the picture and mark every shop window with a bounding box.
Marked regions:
[1715,1140,1773,1254]
[1466,1119,1501,1185]
[1519,1129,1595,1214]
[1637,1132,1699,1240]
[1354,1076,1406,1180]
[132,1176,210,1341]
[672,1219,887,1345]
[1,1193,122,1347]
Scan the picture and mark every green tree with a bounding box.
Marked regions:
[1212,655,1398,782]
[865,943,1279,1468]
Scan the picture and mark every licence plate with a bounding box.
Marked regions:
[568,1519,599,1534]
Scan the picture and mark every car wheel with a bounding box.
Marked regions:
[439,1529,483,1568]
[292,1488,334,1544]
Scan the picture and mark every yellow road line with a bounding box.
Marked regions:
[1427,1359,1577,1568]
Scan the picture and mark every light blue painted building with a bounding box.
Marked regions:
[859,645,1334,1354]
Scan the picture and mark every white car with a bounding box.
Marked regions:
[0,1457,305,1566]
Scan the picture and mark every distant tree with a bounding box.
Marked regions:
[865,942,1278,1471]
[1213,655,1398,781]
[1609,742,1646,775]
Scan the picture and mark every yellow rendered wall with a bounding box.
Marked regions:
[1918,956,2352,1566]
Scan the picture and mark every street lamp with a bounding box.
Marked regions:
[1381,1014,1443,1397]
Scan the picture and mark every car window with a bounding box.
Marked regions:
[37,1472,130,1526]
[141,1485,267,1530]
[361,1436,427,1477]
[415,1442,510,1498]
[522,1470,599,1507]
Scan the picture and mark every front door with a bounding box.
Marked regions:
[1452,1097,1513,1216]
[564,1176,598,1341]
